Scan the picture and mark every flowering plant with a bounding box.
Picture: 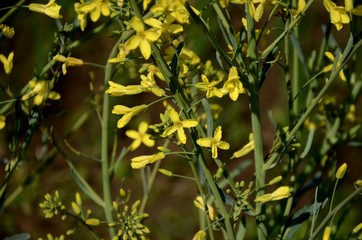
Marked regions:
[1,0,362,239]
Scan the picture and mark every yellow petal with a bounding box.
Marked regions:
[139,39,152,60]
[192,230,206,240]
[181,119,198,128]
[0,115,6,130]
[335,163,347,179]
[176,128,187,144]
[197,138,213,148]
[323,226,332,240]
[270,186,291,200]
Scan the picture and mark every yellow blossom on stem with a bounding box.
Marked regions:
[106,81,143,96]
[126,121,155,151]
[144,15,183,36]
[197,126,230,159]
[192,230,206,240]
[0,24,15,38]
[112,105,147,129]
[195,74,223,98]
[108,43,130,63]
[29,0,62,19]
[126,17,161,60]
[335,163,347,179]
[232,133,254,159]
[75,0,110,22]
[0,115,5,130]
[323,0,350,31]
[222,66,245,101]
[85,218,101,226]
[323,226,332,240]
[323,51,346,81]
[53,54,84,75]
[131,152,165,169]
[22,80,60,106]
[0,52,14,75]
[140,72,165,96]
[161,107,198,144]
[255,186,291,203]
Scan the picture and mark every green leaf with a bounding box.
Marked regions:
[68,161,104,207]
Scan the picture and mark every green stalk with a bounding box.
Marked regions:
[245,3,266,239]
[101,38,122,238]
[308,187,362,240]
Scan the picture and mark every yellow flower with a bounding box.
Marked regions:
[323,0,350,31]
[53,54,84,75]
[323,51,346,81]
[197,126,230,159]
[151,0,191,24]
[140,72,165,97]
[108,43,130,63]
[126,17,161,60]
[192,230,206,240]
[126,121,155,151]
[85,218,101,226]
[131,152,165,169]
[0,24,15,38]
[75,0,110,22]
[106,81,143,96]
[0,115,5,130]
[253,0,276,22]
[112,104,147,129]
[195,74,224,98]
[232,133,254,158]
[144,15,183,36]
[29,0,62,19]
[161,107,198,144]
[291,0,306,17]
[219,0,247,8]
[22,80,60,105]
[0,52,14,75]
[222,66,245,101]
[323,226,332,240]
[255,186,291,203]
[335,163,347,179]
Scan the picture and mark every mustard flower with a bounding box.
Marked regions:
[255,186,291,203]
[106,81,143,96]
[0,24,15,38]
[232,133,254,159]
[197,126,230,159]
[75,0,110,22]
[192,230,206,240]
[108,43,130,63]
[0,52,14,75]
[161,107,198,144]
[195,75,224,98]
[323,0,350,31]
[126,121,155,151]
[323,226,332,240]
[29,0,62,19]
[336,163,347,179]
[112,104,147,129]
[131,152,165,169]
[323,51,346,81]
[144,15,183,36]
[151,0,190,24]
[53,54,84,75]
[22,80,60,106]
[291,0,306,17]
[0,115,5,130]
[39,191,65,219]
[126,17,161,60]
[85,218,101,226]
[140,72,165,96]
[222,66,245,101]
[253,0,276,22]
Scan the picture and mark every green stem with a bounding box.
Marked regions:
[308,187,362,240]
[101,38,122,238]
[0,0,26,24]
[245,2,266,239]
